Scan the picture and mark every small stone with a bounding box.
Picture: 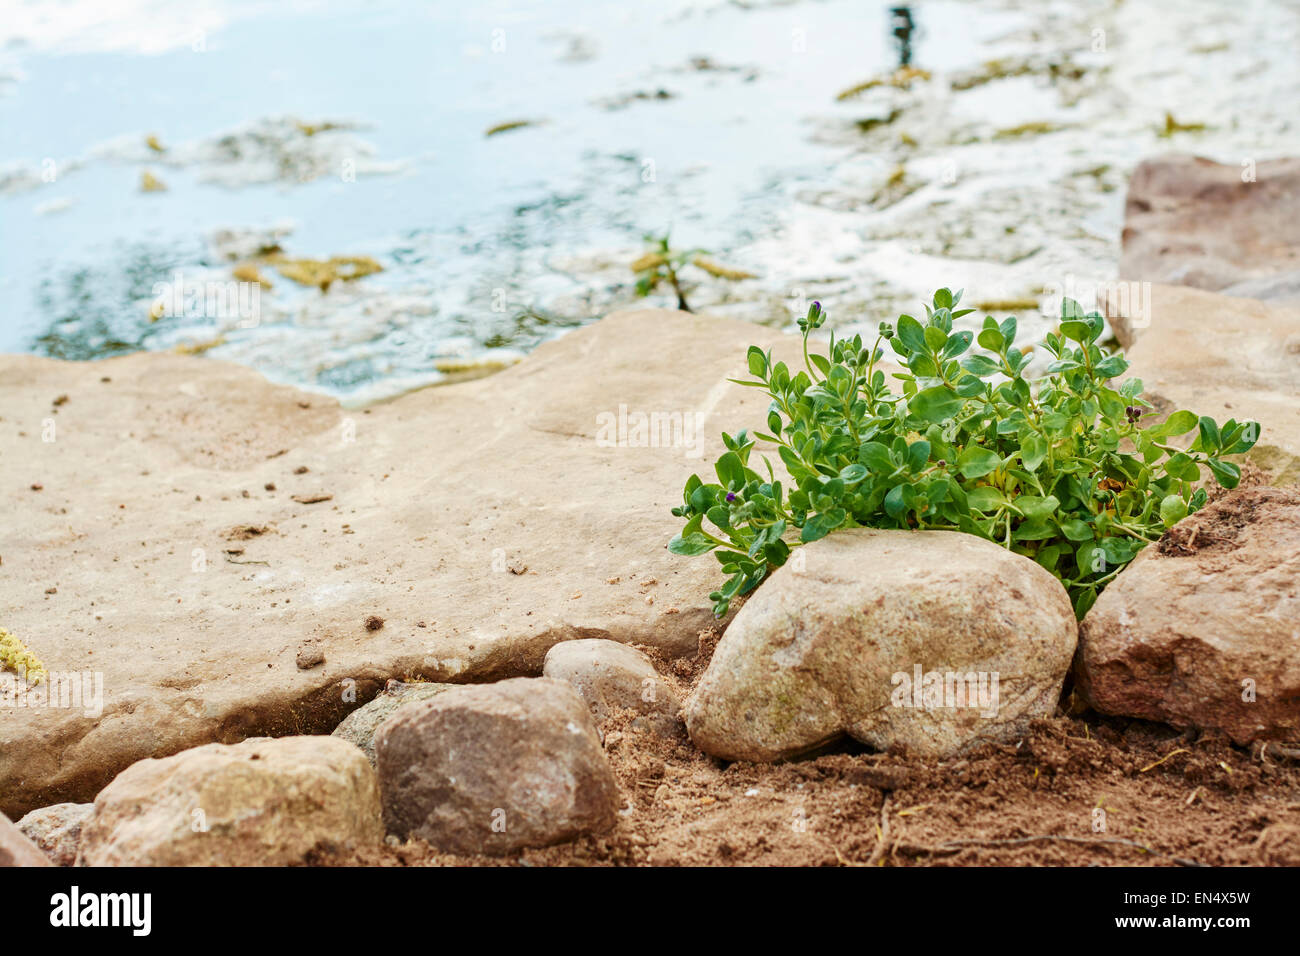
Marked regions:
[331,680,454,765]
[374,678,620,855]
[364,615,384,632]
[15,803,92,866]
[77,737,382,866]
[295,644,325,669]
[544,639,680,736]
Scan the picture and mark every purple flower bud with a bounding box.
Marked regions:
[725,492,737,502]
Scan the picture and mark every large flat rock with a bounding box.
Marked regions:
[0,308,803,817]
[1114,284,1300,485]
[1117,155,1300,317]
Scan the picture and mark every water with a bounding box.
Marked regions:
[2,0,1298,404]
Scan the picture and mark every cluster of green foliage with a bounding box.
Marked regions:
[632,233,755,313]
[670,290,1260,618]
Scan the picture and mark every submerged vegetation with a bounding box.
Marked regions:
[267,254,384,293]
[670,291,1260,618]
[835,64,931,100]
[1159,112,1207,137]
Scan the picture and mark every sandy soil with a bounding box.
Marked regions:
[318,622,1300,868]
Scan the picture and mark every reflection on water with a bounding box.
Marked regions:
[1,0,1298,404]
[890,6,915,68]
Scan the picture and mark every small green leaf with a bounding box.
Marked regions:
[1058,518,1092,541]
[883,484,915,520]
[1119,378,1143,399]
[961,354,999,377]
[860,442,895,475]
[839,463,869,484]
[896,314,927,352]
[1093,355,1129,379]
[909,386,963,424]
[964,486,1005,511]
[801,508,846,542]
[1206,458,1240,489]
[1059,320,1091,343]
[923,325,948,352]
[1060,297,1086,321]
[941,330,973,359]
[1164,452,1200,481]
[668,532,716,556]
[999,315,1017,344]
[1148,409,1198,438]
[1019,434,1048,472]
[1159,494,1188,528]
[957,445,1002,479]
[715,451,745,488]
[906,440,931,472]
[1197,416,1221,453]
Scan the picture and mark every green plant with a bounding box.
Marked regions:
[669,290,1260,618]
[632,234,755,313]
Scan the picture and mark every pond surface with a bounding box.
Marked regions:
[2,0,1297,403]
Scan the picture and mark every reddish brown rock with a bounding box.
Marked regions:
[374,678,620,854]
[1117,155,1300,328]
[16,802,92,866]
[0,810,52,867]
[1077,487,1300,744]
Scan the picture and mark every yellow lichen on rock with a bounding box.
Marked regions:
[0,627,46,685]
